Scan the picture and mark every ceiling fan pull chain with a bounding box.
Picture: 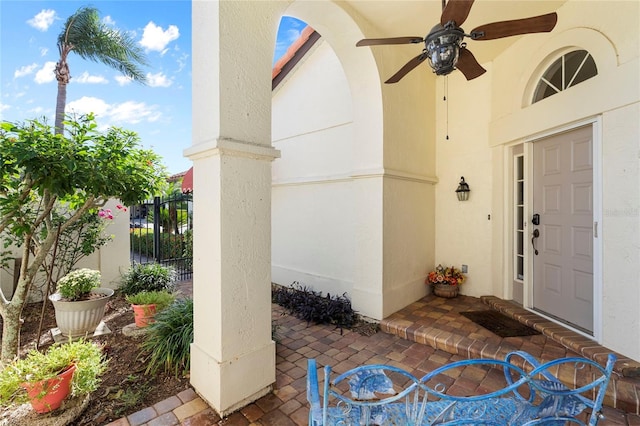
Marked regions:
[445,76,449,140]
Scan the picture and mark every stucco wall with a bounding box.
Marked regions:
[434,64,495,298]
[439,0,640,359]
[600,103,640,359]
[382,177,434,316]
[0,198,130,301]
[271,28,437,319]
[272,39,357,298]
[495,0,639,360]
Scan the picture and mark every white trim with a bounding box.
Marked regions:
[591,116,603,342]
[184,137,281,161]
[354,168,438,184]
[522,116,599,143]
[522,117,603,342]
[272,168,439,187]
[502,145,513,300]
[524,141,534,308]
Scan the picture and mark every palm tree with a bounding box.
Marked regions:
[54,6,148,134]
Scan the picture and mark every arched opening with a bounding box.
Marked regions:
[271,16,356,304]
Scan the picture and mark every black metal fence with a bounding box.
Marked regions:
[130,192,193,280]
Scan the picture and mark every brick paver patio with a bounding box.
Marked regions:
[107,285,640,425]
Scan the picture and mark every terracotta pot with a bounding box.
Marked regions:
[49,288,114,338]
[433,283,459,298]
[131,304,157,327]
[20,364,76,413]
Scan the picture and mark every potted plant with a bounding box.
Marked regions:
[426,264,466,298]
[126,290,176,327]
[0,340,107,413]
[120,263,177,296]
[48,268,114,338]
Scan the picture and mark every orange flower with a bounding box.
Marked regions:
[425,264,466,286]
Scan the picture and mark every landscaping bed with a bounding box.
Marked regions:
[0,293,190,425]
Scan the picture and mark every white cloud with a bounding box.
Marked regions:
[27,9,57,32]
[0,103,9,112]
[274,28,302,61]
[65,97,161,125]
[103,15,115,26]
[66,96,110,116]
[75,72,108,84]
[146,72,172,88]
[34,62,56,84]
[110,101,160,123]
[28,106,47,116]
[140,22,179,54]
[284,28,302,44]
[40,47,48,56]
[176,53,189,73]
[14,63,39,78]
[115,75,133,86]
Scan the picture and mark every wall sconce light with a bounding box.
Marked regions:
[455,176,470,201]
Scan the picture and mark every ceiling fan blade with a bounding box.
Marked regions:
[441,0,475,27]
[456,47,486,80]
[385,54,427,84]
[470,12,558,41]
[356,37,424,47]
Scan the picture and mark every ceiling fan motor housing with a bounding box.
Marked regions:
[425,24,464,76]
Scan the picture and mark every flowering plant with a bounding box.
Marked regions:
[426,264,466,287]
[56,268,101,300]
[98,203,127,220]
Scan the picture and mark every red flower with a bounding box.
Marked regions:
[425,264,466,286]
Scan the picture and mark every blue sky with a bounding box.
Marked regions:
[0,1,305,175]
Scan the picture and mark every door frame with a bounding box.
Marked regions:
[521,116,603,341]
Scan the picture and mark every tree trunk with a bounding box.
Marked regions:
[55,79,68,135]
[0,200,93,362]
[0,242,35,364]
[1,302,22,365]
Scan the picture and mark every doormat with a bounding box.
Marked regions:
[460,310,541,338]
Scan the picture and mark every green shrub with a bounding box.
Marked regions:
[120,263,177,296]
[0,340,107,406]
[130,230,185,260]
[140,298,193,377]
[125,291,175,312]
[130,228,153,257]
[182,229,193,269]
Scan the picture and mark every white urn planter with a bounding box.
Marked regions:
[49,288,114,338]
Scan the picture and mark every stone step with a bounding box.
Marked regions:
[380,295,640,415]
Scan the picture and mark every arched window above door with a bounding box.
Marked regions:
[532,50,597,103]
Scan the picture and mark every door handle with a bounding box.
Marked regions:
[531,229,540,255]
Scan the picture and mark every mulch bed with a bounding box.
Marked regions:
[0,293,190,425]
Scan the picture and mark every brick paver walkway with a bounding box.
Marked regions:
[107,290,640,426]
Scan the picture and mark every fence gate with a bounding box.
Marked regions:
[129,192,193,280]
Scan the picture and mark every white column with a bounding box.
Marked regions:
[187,0,281,416]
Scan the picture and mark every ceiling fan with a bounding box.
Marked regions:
[356,0,558,83]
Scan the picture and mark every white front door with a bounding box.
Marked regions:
[532,125,594,334]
